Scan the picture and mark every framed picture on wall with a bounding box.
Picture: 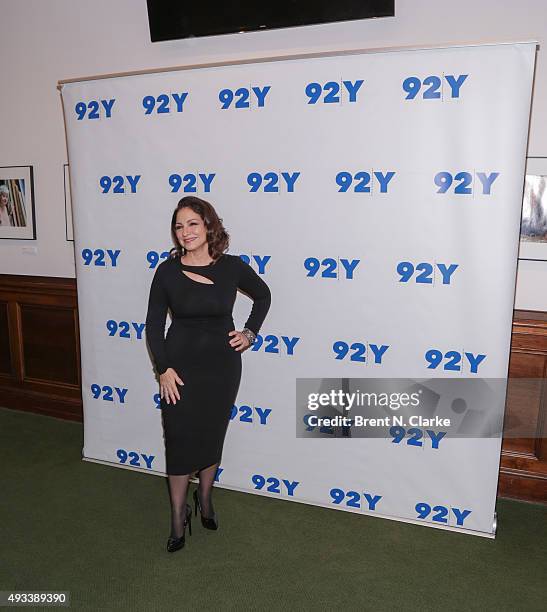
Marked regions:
[519,157,547,261]
[63,163,74,241]
[0,165,36,240]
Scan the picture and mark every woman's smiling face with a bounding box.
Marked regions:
[175,207,208,253]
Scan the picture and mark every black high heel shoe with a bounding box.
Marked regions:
[167,503,192,553]
[193,489,218,530]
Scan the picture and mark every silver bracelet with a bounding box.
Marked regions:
[241,327,257,345]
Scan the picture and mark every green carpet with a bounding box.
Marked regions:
[1,407,545,611]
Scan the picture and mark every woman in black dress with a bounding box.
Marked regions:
[146,196,271,552]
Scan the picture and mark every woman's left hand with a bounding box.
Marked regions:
[228,330,251,352]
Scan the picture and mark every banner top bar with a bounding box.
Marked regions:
[57,39,538,90]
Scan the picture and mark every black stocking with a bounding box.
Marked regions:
[198,462,218,518]
[167,474,190,538]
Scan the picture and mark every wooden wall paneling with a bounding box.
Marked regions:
[0,275,82,421]
[499,311,547,503]
[503,353,545,455]
[20,303,79,385]
[0,301,11,375]
[9,300,24,383]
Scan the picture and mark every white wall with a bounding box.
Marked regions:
[0,0,545,309]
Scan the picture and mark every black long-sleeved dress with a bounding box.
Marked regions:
[146,253,271,475]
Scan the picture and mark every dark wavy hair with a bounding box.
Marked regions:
[170,196,229,261]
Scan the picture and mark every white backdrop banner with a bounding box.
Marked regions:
[60,42,535,537]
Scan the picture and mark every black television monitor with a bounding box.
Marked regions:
[147,1,395,42]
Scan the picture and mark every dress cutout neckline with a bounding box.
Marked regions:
[182,270,214,285]
[178,255,223,285]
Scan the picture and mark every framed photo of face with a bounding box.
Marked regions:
[0,165,36,240]
[519,157,547,261]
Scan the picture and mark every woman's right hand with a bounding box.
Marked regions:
[159,368,184,405]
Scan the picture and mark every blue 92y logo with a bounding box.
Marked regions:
[397,262,458,285]
[116,449,154,469]
[91,384,128,403]
[252,474,299,496]
[305,80,364,104]
[251,334,300,356]
[402,75,468,100]
[304,257,360,279]
[146,250,170,269]
[336,171,395,193]
[230,404,272,425]
[75,99,115,120]
[330,488,382,511]
[219,86,271,109]
[390,426,446,449]
[142,93,188,114]
[81,249,120,267]
[239,255,270,275]
[247,172,300,192]
[99,175,141,194]
[168,173,215,193]
[434,171,499,195]
[415,503,471,526]
[425,349,486,374]
[333,341,389,365]
[106,320,145,340]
